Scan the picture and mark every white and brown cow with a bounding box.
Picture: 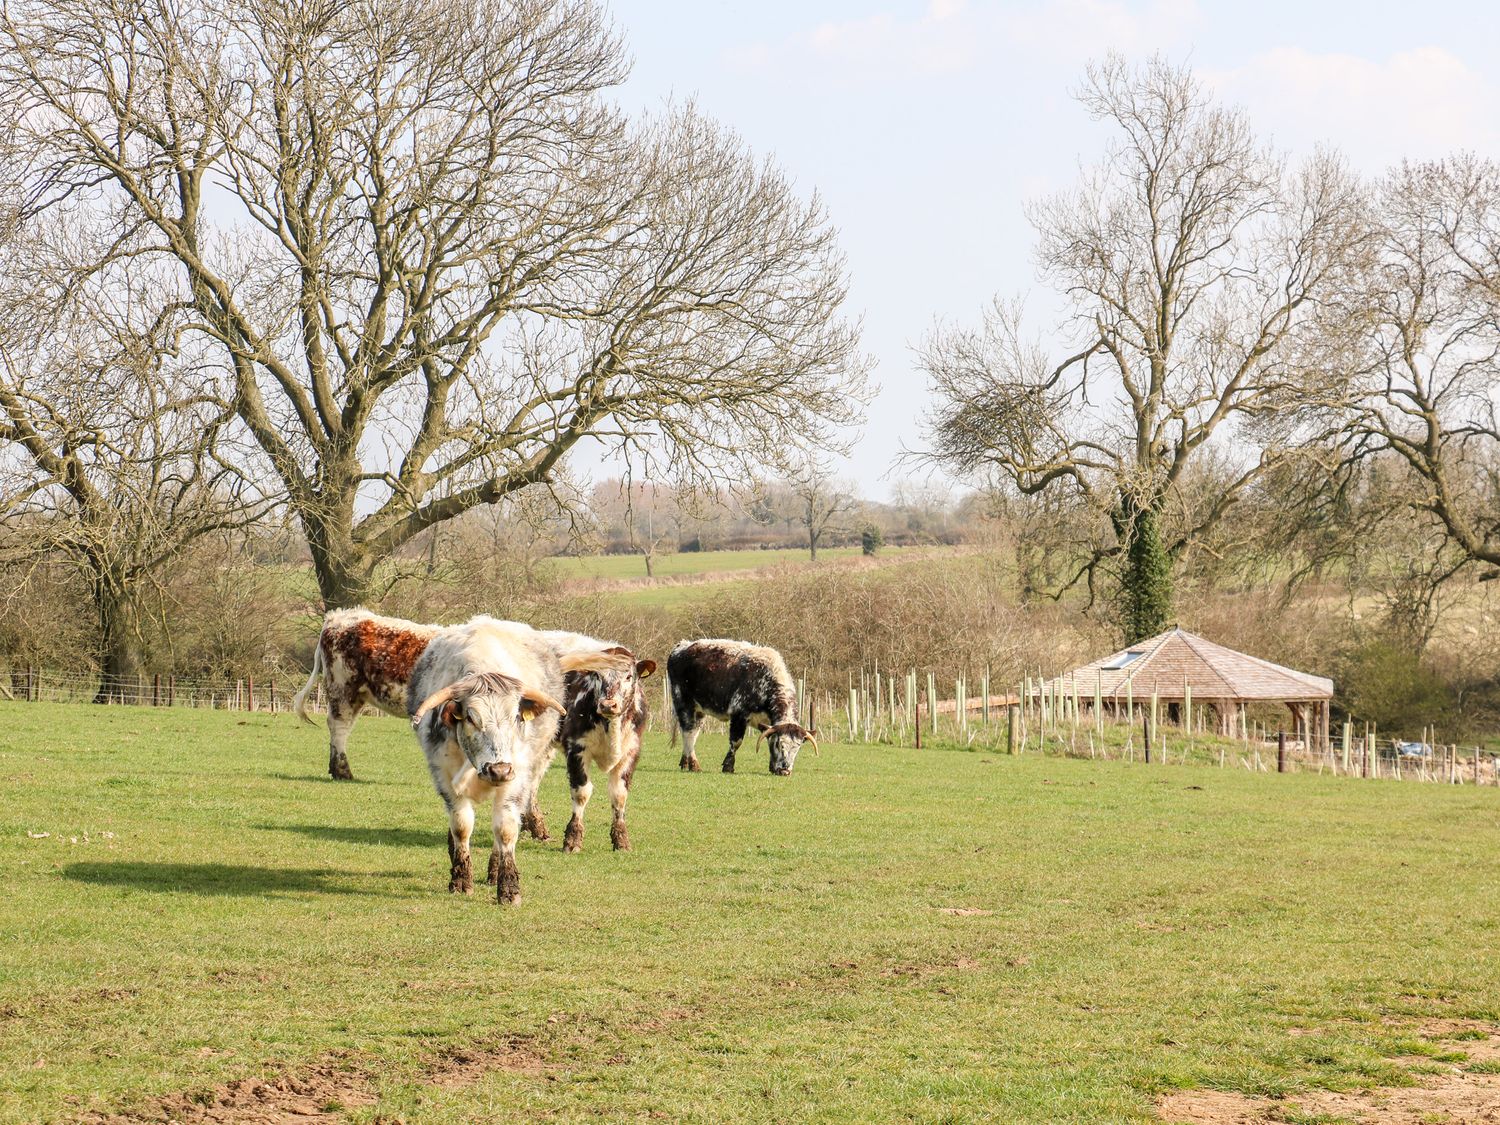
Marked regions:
[533,631,656,853]
[667,639,817,775]
[407,616,565,905]
[293,608,439,780]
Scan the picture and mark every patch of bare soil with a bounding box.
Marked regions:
[1159,1022,1500,1124]
[77,1035,557,1123]
[423,1035,549,1087]
[935,906,992,917]
[78,1054,375,1124]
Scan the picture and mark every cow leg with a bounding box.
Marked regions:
[326,704,357,781]
[676,697,703,770]
[446,798,475,895]
[723,714,748,773]
[492,794,523,905]
[520,744,554,841]
[563,745,591,854]
[608,755,635,851]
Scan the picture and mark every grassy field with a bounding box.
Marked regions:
[542,546,868,582]
[2,703,1498,1123]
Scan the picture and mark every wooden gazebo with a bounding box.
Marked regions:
[1039,627,1334,751]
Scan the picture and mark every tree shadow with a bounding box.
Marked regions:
[63,861,411,898]
[261,823,436,849]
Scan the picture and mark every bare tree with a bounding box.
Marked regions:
[1345,158,1500,574]
[919,56,1365,641]
[0,230,264,701]
[0,0,867,608]
[788,458,858,561]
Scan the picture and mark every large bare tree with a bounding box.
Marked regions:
[919,56,1365,641]
[0,0,866,607]
[1344,157,1500,574]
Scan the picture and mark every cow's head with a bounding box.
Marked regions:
[411,671,563,784]
[561,647,656,720]
[756,722,818,776]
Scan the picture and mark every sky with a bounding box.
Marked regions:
[601,0,1500,496]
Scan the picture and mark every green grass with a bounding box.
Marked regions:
[2,702,1498,1123]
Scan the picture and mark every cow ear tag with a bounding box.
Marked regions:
[636,659,657,679]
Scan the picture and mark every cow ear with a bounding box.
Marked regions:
[635,659,657,679]
[439,700,462,727]
[518,689,564,721]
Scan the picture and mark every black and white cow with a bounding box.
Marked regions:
[667,638,817,775]
[535,630,656,852]
[408,616,564,905]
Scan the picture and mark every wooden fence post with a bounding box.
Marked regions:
[1277,729,1287,774]
[1143,710,1151,765]
[168,675,176,708]
[914,696,922,750]
[1007,705,1017,755]
[152,674,161,707]
[269,679,276,714]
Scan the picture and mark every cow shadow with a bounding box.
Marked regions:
[62,861,410,898]
[261,823,435,849]
[265,772,384,786]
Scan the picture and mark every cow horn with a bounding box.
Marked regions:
[754,726,769,753]
[803,731,819,757]
[411,683,458,728]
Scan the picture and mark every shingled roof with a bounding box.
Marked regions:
[1043,627,1333,702]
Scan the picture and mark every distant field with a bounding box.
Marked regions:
[542,546,869,582]
[4,702,1498,1123]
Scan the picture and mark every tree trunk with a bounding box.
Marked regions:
[305,510,374,610]
[1118,500,1173,643]
[808,529,818,561]
[93,579,145,704]
[643,551,655,578]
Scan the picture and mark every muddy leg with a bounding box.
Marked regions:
[327,707,356,781]
[678,721,703,772]
[485,849,500,885]
[493,797,522,905]
[608,764,631,851]
[447,799,475,895]
[563,748,591,854]
[521,787,550,841]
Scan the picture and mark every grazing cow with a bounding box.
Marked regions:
[667,639,817,775]
[292,608,439,780]
[407,616,564,905]
[533,632,656,853]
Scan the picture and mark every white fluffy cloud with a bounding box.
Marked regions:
[1208,46,1500,170]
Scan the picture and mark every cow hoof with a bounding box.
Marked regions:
[449,879,473,895]
[610,824,630,851]
[485,851,500,885]
[329,759,354,781]
[563,816,584,854]
[721,758,735,774]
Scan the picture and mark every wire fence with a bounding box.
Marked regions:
[7,661,1497,787]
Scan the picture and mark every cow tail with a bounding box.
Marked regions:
[666,671,679,748]
[291,635,325,725]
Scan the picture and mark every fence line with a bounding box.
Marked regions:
[7,660,1497,787]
